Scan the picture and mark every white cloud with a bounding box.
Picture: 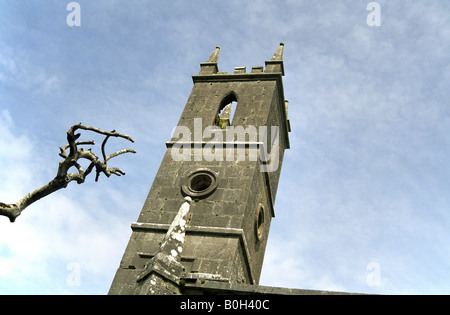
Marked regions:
[0,110,37,201]
[261,235,349,293]
[0,42,63,95]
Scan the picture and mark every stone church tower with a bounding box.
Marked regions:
[109,43,291,295]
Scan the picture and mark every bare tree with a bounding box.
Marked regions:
[0,123,136,222]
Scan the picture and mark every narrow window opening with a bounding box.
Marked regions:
[255,204,265,241]
[216,94,237,129]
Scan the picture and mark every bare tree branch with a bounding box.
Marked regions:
[0,123,136,223]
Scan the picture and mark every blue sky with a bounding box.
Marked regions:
[0,0,449,294]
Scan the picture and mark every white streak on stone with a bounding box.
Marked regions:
[172,231,185,243]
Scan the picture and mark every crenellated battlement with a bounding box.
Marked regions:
[198,43,285,76]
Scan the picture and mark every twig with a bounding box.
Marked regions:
[0,123,136,222]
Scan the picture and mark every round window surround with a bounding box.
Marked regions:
[182,169,219,198]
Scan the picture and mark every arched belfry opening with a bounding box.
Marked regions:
[215,92,238,129]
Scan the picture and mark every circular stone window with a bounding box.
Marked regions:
[190,174,212,192]
[182,169,219,198]
[255,204,265,241]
